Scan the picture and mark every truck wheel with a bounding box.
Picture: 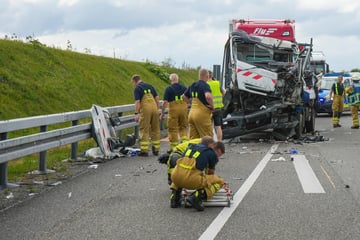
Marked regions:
[272,129,289,141]
[295,113,304,139]
[305,109,315,133]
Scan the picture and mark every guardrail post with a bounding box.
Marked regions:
[0,163,8,190]
[71,120,79,160]
[0,132,8,189]
[31,125,55,175]
[0,132,18,189]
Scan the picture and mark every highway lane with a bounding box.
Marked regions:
[0,114,360,240]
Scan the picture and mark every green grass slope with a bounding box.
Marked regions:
[0,39,198,120]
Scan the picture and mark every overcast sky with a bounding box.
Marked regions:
[1,0,360,72]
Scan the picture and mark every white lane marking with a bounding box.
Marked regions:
[292,155,325,193]
[198,144,279,240]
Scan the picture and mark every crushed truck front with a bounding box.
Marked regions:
[221,21,316,140]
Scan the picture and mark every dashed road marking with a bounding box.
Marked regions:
[292,154,325,193]
[198,144,279,240]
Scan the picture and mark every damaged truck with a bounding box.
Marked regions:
[221,19,317,140]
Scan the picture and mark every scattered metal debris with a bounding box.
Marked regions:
[88,164,99,169]
[5,192,14,199]
[33,181,44,185]
[272,157,286,162]
[232,177,243,180]
[50,181,62,186]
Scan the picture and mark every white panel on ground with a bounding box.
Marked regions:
[292,155,325,194]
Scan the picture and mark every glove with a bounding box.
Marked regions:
[346,86,354,94]
[158,153,170,164]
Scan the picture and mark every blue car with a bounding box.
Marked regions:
[315,73,351,116]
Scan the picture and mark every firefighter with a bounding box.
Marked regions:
[329,76,345,128]
[170,136,225,211]
[158,138,202,185]
[131,74,161,156]
[346,75,360,129]
[207,71,225,141]
[160,73,189,152]
[183,68,214,139]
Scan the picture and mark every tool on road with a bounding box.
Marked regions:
[182,183,233,208]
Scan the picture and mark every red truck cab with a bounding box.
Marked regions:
[231,19,296,42]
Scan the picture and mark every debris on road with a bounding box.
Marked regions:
[272,157,286,162]
[88,164,98,169]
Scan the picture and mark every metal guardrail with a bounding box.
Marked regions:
[0,104,140,190]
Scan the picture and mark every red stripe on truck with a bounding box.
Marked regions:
[253,74,262,80]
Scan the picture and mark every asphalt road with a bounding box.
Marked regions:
[1,114,360,240]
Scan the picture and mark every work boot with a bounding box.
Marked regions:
[152,146,159,156]
[137,151,149,157]
[336,123,342,127]
[170,189,182,208]
[351,125,359,129]
[186,189,206,211]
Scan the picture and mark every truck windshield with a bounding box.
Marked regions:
[235,42,271,62]
[234,41,293,64]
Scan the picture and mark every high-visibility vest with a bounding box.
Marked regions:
[207,80,224,109]
[334,82,344,96]
[348,82,360,105]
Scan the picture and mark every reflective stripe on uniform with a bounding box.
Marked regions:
[184,149,201,159]
[334,82,344,96]
[179,163,193,170]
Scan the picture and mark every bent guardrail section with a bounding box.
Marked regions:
[0,104,140,189]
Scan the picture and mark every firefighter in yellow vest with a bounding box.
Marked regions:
[329,75,345,128]
[346,75,360,129]
[158,138,201,185]
[170,136,225,211]
[160,73,189,152]
[207,71,225,141]
[183,69,214,139]
[131,74,160,156]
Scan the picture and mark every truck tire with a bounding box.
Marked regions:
[272,130,289,141]
[295,113,304,139]
[305,109,315,133]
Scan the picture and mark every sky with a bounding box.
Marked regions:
[1,0,360,72]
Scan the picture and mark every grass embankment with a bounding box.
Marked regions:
[0,39,198,181]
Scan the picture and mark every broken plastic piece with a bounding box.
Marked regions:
[290,148,298,154]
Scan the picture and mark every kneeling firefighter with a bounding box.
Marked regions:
[158,138,202,185]
[170,136,225,211]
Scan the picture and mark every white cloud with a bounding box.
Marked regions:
[58,0,79,7]
[1,0,360,71]
[295,0,360,13]
[37,21,228,69]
